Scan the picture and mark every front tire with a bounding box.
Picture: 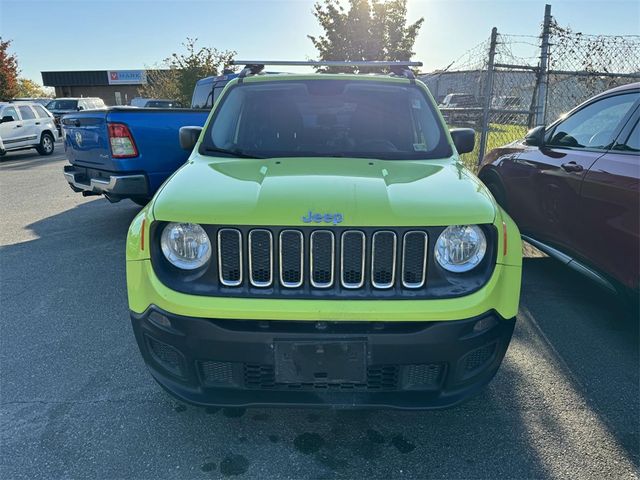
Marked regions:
[36,132,55,156]
[480,171,508,210]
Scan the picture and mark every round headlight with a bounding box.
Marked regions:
[160,222,211,270]
[435,225,487,273]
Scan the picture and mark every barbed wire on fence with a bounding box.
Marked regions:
[419,12,640,170]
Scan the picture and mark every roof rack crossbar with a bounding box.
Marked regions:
[238,64,265,79]
[231,60,422,68]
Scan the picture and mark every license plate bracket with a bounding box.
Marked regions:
[274,340,367,384]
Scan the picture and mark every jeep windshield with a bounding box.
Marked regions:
[202,80,452,160]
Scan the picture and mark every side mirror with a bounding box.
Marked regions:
[179,126,203,151]
[524,125,545,147]
[1,115,15,123]
[77,106,84,111]
[450,128,475,154]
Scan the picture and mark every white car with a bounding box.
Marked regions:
[0,102,59,156]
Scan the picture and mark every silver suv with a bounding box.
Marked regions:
[0,102,59,157]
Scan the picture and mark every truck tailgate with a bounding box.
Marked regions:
[62,112,110,167]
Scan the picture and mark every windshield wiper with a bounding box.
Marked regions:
[203,146,266,159]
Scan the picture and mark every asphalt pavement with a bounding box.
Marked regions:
[1,144,638,479]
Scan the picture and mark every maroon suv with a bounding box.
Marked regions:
[479,83,639,296]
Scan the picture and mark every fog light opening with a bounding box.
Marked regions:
[149,311,171,328]
[473,316,498,333]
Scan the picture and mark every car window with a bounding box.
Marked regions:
[47,99,78,110]
[192,81,213,108]
[94,98,105,108]
[2,106,19,121]
[33,105,51,118]
[147,101,173,108]
[546,92,639,150]
[620,119,640,152]
[17,105,36,120]
[206,80,452,160]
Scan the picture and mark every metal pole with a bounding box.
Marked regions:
[535,4,552,126]
[477,27,498,165]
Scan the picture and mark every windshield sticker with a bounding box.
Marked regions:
[413,143,428,151]
[412,99,422,109]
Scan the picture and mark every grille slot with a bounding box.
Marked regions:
[371,231,397,289]
[146,336,184,377]
[218,228,243,286]
[244,364,399,391]
[402,231,428,288]
[464,343,496,374]
[403,363,444,390]
[200,361,235,386]
[341,231,366,289]
[248,229,273,287]
[310,230,335,288]
[279,230,304,288]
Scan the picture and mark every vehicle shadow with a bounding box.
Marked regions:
[1,199,637,478]
[518,256,639,466]
[0,140,65,168]
[155,258,638,478]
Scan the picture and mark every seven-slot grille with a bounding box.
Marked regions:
[215,228,428,291]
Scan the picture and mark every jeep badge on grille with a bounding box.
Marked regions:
[302,211,343,224]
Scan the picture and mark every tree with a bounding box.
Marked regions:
[141,38,235,105]
[16,78,49,98]
[0,38,19,100]
[308,0,424,72]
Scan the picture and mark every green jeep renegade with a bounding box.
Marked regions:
[126,61,522,409]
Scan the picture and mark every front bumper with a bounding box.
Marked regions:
[131,306,515,409]
[64,165,148,198]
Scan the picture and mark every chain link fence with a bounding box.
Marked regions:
[419,5,640,170]
[545,25,640,123]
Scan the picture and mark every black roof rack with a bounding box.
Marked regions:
[231,60,422,80]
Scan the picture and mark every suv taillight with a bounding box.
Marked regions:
[108,123,138,158]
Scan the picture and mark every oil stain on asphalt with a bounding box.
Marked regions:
[366,429,386,445]
[200,462,216,472]
[294,432,326,454]
[220,454,250,476]
[391,434,416,454]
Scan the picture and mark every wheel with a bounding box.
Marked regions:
[36,132,55,156]
[131,197,151,207]
[485,181,507,209]
[481,172,508,210]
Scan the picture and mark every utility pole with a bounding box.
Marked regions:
[477,27,498,165]
[535,4,552,126]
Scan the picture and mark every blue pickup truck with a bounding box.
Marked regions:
[62,73,236,205]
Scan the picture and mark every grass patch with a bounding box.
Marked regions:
[456,123,528,172]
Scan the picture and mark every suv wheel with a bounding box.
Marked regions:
[36,132,55,156]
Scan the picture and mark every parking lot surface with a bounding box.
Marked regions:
[1,146,638,479]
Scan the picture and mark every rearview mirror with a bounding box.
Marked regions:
[450,128,475,154]
[179,126,203,151]
[1,115,15,123]
[524,125,545,147]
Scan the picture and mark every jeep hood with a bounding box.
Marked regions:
[152,156,497,226]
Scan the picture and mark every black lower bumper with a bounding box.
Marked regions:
[130,307,515,410]
[63,165,148,200]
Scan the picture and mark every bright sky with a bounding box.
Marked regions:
[1,0,638,85]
